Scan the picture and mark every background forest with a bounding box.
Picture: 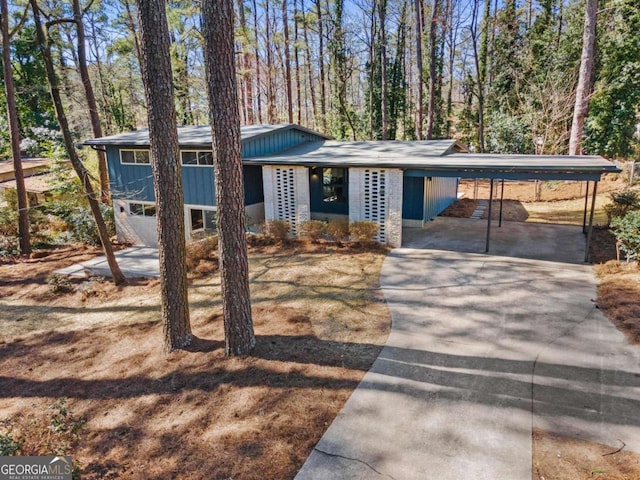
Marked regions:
[1,0,639,163]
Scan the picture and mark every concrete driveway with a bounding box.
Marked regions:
[296,220,640,479]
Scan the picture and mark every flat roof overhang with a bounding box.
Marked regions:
[243,149,620,182]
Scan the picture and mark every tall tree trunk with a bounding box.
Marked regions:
[30,0,126,285]
[236,0,255,124]
[314,0,327,130]
[470,0,486,152]
[88,16,113,133]
[330,0,348,139]
[1,0,30,255]
[445,0,455,136]
[264,0,276,123]
[121,0,142,67]
[282,0,293,123]
[252,0,263,123]
[72,0,110,204]
[136,0,192,351]
[301,0,318,128]
[293,0,302,124]
[569,0,597,155]
[426,0,441,139]
[414,0,423,140]
[368,5,377,138]
[379,0,388,140]
[202,0,256,356]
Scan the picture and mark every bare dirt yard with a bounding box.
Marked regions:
[0,241,390,479]
[445,177,640,479]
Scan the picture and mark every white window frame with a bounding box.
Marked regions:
[128,201,156,217]
[181,150,214,167]
[120,149,150,165]
[186,205,217,238]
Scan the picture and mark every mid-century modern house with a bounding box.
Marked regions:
[85,123,619,249]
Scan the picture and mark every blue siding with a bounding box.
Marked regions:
[402,175,458,221]
[243,165,264,205]
[242,129,326,157]
[424,177,459,221]
[107,127,325,208]
[402,176,424,220]
[107,146,155,202]
[182,166,215,206]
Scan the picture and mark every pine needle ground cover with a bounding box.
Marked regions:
[0,243,389,479]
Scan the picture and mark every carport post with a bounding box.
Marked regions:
[485,178,494,253]
[582,181,590,234]
[498,179,505,227]
[584,181,598,263]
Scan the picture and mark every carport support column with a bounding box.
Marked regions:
[584,181,598,263]
[582,181,590,233]
[485,178,494,253]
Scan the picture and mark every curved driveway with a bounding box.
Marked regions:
[296,222,640,480]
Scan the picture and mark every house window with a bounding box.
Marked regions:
[121,149,150,164]
[322,168,347,203]
[129,202,156,217]
[190,208,216,233]
[181,151,213,166]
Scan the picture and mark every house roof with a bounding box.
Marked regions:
[0,173,58,194]
[0,158,56,175]
[242,139,466,164]
[242,141,619,180]
[84,124,332,147]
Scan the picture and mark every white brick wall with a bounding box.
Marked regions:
[261,165,310,236]
[262,166,276,221]
[385,169,403,248]
[347,167,403,248]
[294,166,311,231]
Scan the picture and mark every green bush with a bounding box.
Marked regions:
[350,221,379,243]
[47,273,74,295]
[610,210,640,261]
[44,201,115,245]
[264,220,291,242]
[299,220,326,241]
[604,190,640,225]
[326,218,350,242]
[0,432,21,455]
[0,237,19,258]
[0,207,18,237]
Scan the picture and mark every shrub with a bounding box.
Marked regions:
[44,201,115,245]
[0,207,18,237]
[610,210,640,262]
[264,220,291,242]
[326,218,350,242]
[47,273,74,295]
[604,190,640,225]
[185,236,218,272]
[0,432,21,455]
[0,236,18,258]
[299,220,326,241]
[350,221,379,243]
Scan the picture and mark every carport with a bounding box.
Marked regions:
[404,153,620,262]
